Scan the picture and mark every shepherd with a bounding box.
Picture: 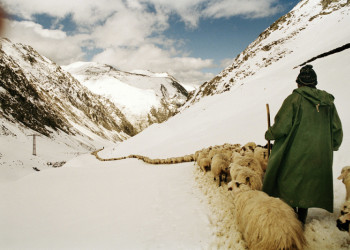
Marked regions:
[262,64,343,225]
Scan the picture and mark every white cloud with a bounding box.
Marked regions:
[4,19,86,64]
[1,0,286,83]
[2,0,123,27]
[203,0,281,19]
[92,44,216,84]
[91,5,168,48]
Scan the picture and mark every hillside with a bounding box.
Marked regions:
[0,38,136,176]
[63,62,188,131]
[187,0,350,104]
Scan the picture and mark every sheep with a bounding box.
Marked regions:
[230,181,306,250]
[337,200,350,233]
[230,151,241,163]
[198,157,211,172]
[184,155,194,162]
[224,143,241,151]
[209,148,222,159]
[243,142,257,151]
[254,147,269,172]
[209,148,221,159]
[338,166,350,200]
[211,154,231,186]
[194,150,201,162]
[239,142,256,155]
[233,154,264,178]
[196,150,210,165]
[229,164,262,191]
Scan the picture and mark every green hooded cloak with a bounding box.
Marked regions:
[262,86,343,212]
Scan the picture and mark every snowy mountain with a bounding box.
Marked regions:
[187,0,350,105]
[1,0,350,249]
[63,62,189,131]
[0,38,137,176]
[100,0,350,159]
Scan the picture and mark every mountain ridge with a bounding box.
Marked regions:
[64,61,189,131]
[185,0,350,106]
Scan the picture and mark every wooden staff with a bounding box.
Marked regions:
[266,104,271,158]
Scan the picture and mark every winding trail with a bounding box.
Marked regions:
[91,148,195,165]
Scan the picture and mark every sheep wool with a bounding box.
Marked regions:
[243,142,257,151]
[211,154,231,186]
[199,157,211,172]
[254,147,269,172]
[233,188,306,250]
[230,165,262,191]
[233,155,263,177]
[338,166,350,200]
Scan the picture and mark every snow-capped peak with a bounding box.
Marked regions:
[63,62,189,131]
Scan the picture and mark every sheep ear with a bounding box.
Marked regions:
[245,177,250,183]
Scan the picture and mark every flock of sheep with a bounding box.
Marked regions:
[91,142,350,249]
[193,142,306,250]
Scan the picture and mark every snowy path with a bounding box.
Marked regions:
[0,154,212,250]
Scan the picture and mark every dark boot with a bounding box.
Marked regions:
[293,207,308,225]
[297,207,308,225]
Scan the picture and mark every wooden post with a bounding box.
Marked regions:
[29,134,38,156]
[266,104,271,158]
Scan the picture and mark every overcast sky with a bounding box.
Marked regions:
[1,0,298,85]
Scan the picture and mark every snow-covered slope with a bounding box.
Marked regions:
[0,38,137,141]
[0,38,137,176]
[64,62,188,131]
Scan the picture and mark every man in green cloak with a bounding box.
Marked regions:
[262,64,343,225]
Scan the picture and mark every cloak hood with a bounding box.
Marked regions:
[294,86,334,109]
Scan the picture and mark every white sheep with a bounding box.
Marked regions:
[337,200,350,234]
[338,166,350,200]
[198,157,211,172]
[243,142,257,151]
[196,149,210,164]
[230,182,306,250]
[239,142,256,155]
[230,151,241,163]
[233,154,263,178]
[211,154,231,186]
[229,164,262,191]
[254,147,269,172]
[209,148,222,159]
[337,200,350,233]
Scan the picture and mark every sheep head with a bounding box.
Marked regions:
[228,180,251,193]
[338,166,350,182]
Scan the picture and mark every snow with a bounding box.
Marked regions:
[0,117,114,182]
[1,0,350,249]
[131,69,170,78]
[63,62,187,129]
[0,155,212,249]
